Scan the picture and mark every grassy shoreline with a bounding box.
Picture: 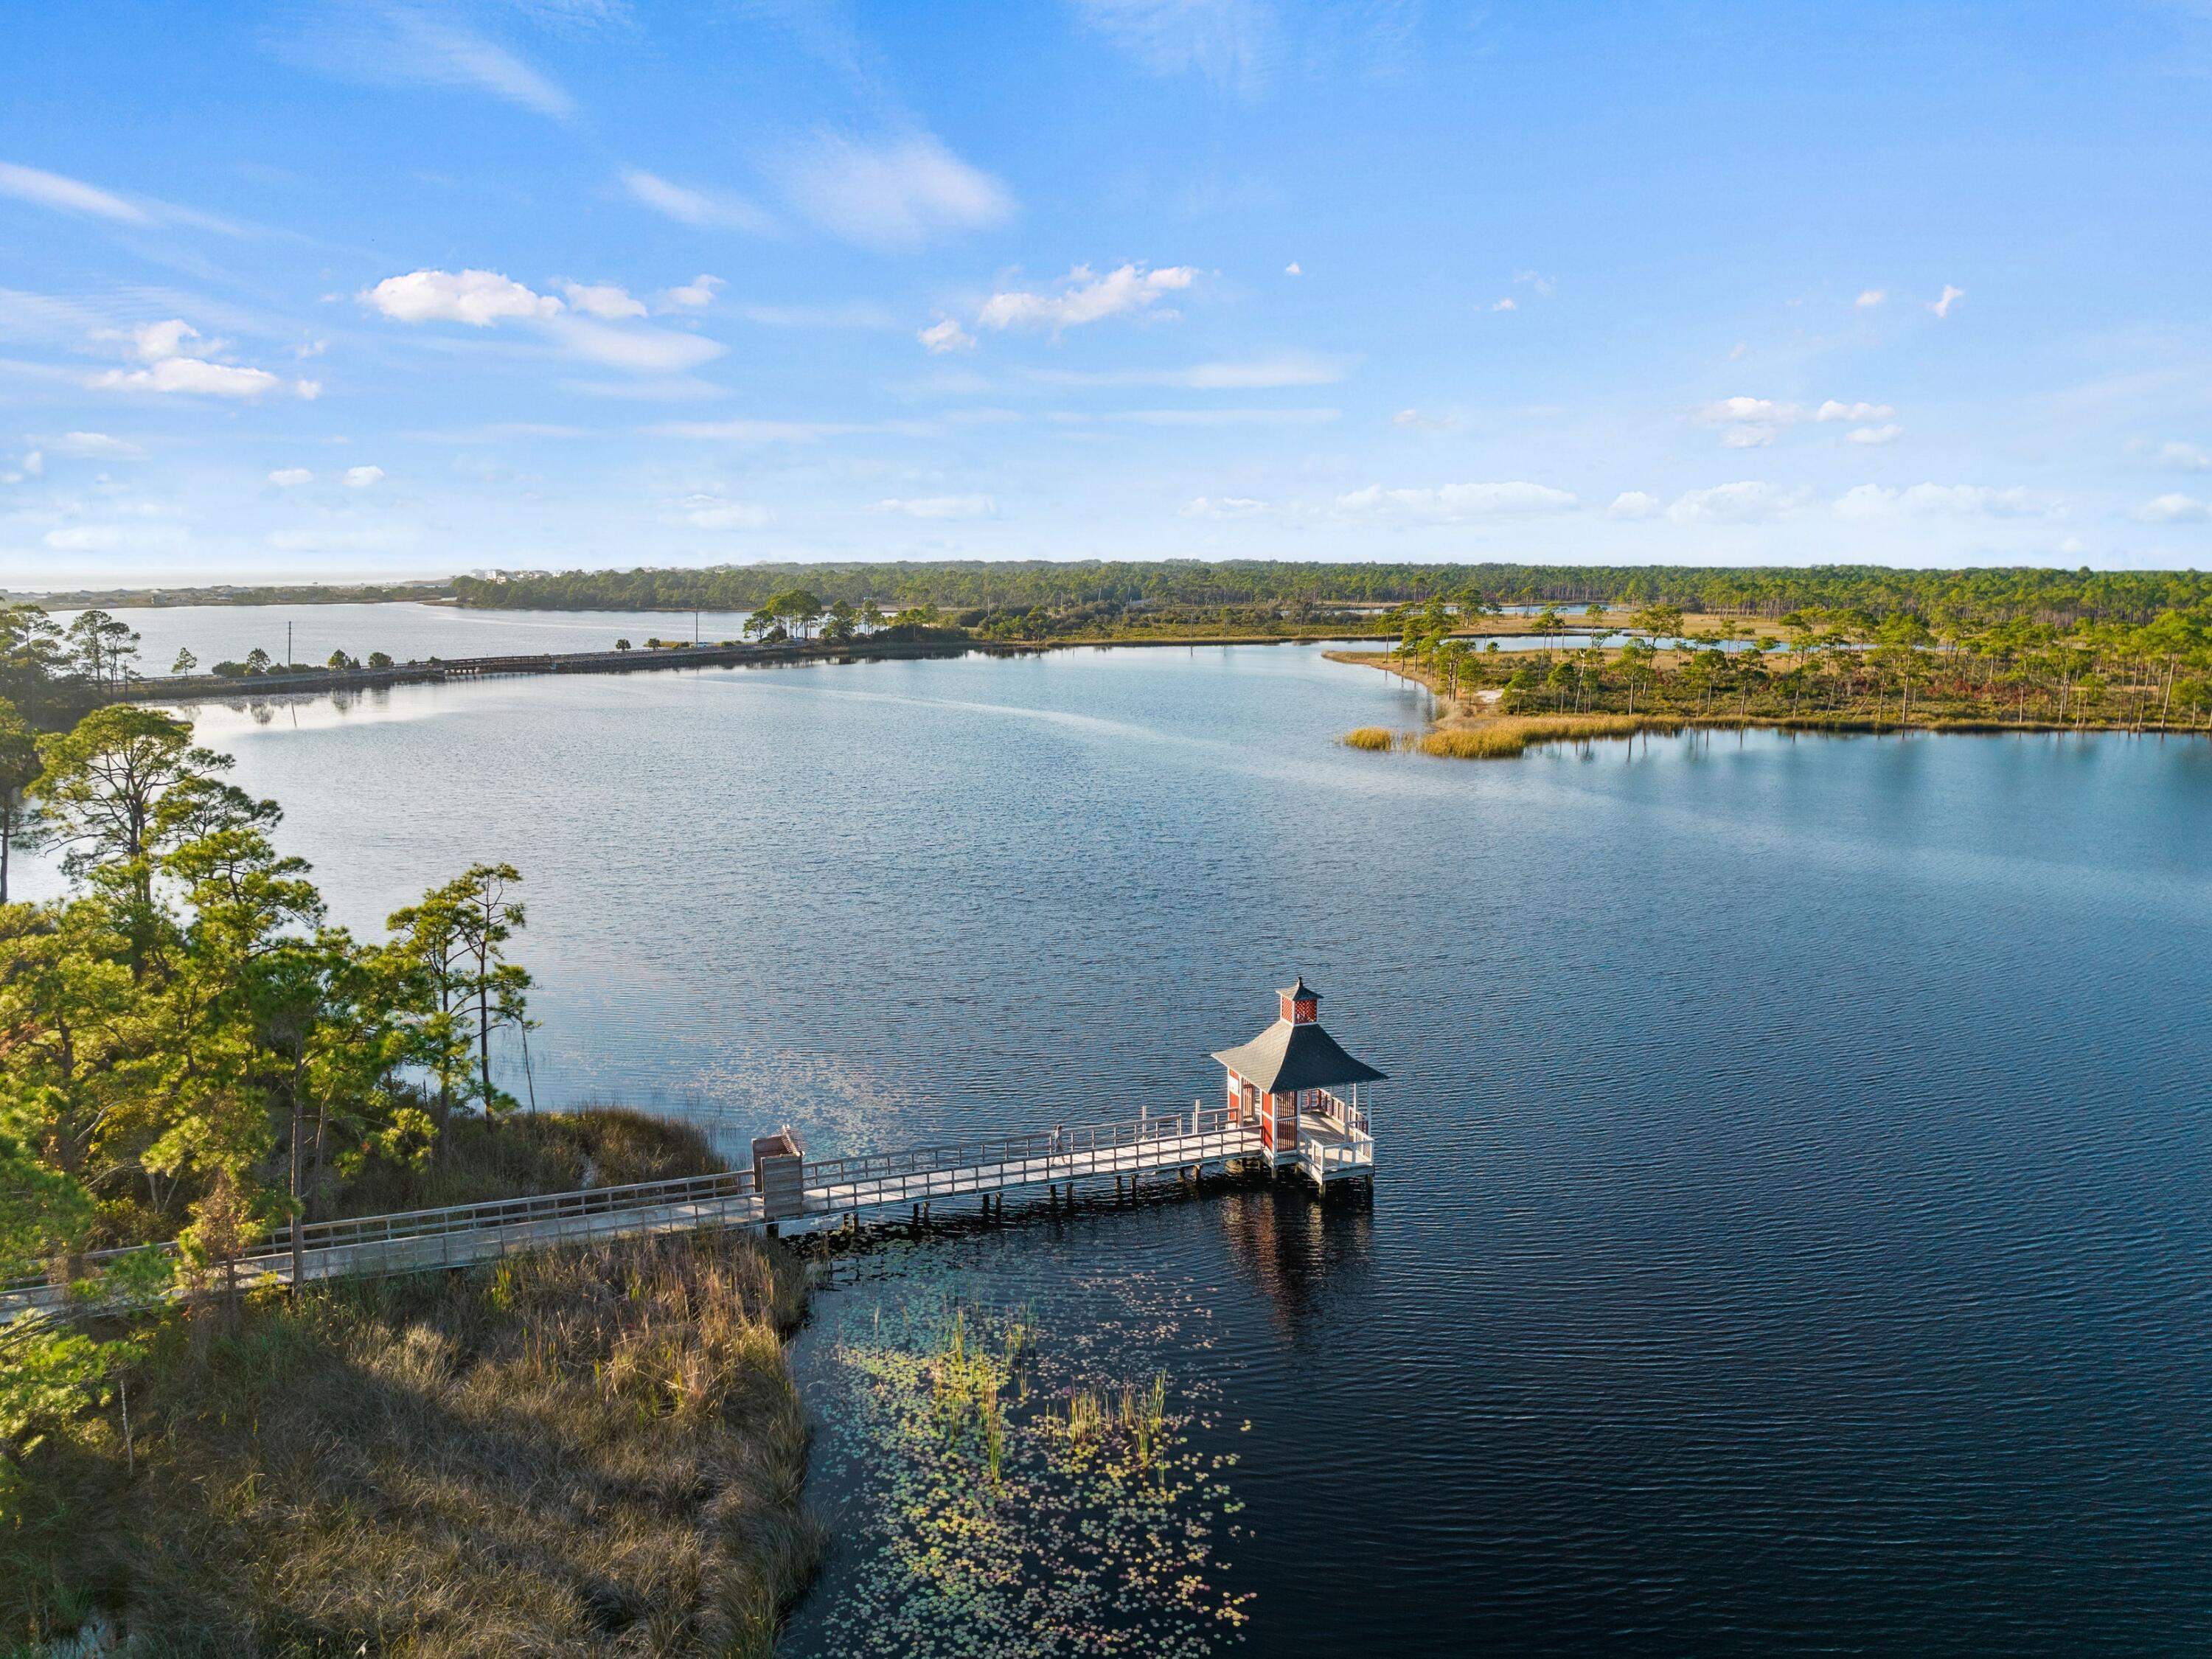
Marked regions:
[7,1110,824,1658]
[1329,648,2210,755]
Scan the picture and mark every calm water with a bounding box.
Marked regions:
[21,627,2212,1654]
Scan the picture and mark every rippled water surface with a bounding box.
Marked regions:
[27,632,2212,1655]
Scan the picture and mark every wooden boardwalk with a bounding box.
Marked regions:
[5,1105,1371,1320]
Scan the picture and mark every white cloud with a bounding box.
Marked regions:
[1071,0,1275,91]
[1182,495,1267,518]
[681,495,773,529]
[546,316,723,373]
[1029,352,1343,389]
[777,135,1012,251]
[619,170,774,234]
[1931,284,1965,318]
[49,431,142,458]
[1284,261,1301,276]
[1833,483,2045,520]
[1856,288,1886,308]
[2135,493,2212,524]
[94,358,291,398]
[558,280,646,320]
[978,263,1196,333]
[1391,408,1457,430]
[0,160,150,224]
[363,268,562,326]
[290,9,574,119]
[1337,481,1579,521]
[364,268,717,375]
[1609,490,1661,520]
[1848,424,1903,445]
[1698,394,1896,446]
[658,274,726,311]
[1489,297,1517,312]
[919,316,977,354]
[268,467,313,486]
[1109,406,1335,426]
[2142,439,2212,472]
[1666,481,1815,525]
[654,418,877,442]
[1514,271,1557,297]
[344,465,385,487]
[265,527,419,554]
[875,494,995,519]
[740,301,895,329]
[44,524,188,553]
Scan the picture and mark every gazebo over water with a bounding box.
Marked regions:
[1211,978,1383,1171]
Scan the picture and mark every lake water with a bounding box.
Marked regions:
[18,625,2212,1655]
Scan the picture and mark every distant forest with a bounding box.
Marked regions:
[453,562,2212,627]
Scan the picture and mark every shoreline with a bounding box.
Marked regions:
[1329,648,2212,747]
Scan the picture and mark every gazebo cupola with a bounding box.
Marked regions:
[1211,976,1384,1166]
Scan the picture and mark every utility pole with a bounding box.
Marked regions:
[287,620,293,667]
[694,608,699,645]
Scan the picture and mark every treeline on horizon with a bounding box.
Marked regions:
[453,560,2212,627]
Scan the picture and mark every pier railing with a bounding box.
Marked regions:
[4,1102,1357,1318]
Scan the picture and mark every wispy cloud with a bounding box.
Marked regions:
[1182,495,1267,518]
[1336,480,1578,521]
[679,493,773,529]
[776,135,1012,251]
[2134,493,2211,523]
[48,431,145,458]
[558,280,646,320]
[1931,284,1965,318]
[1071,0,1278,93]
[658,275,725,312]
[919,316,978,353]
[1833,483,2049,519]
[874,493,995,518]
[281,3,578,118]
[978,264,1196,334]
[1696,394,1897,447]
[619,170,775,234]
[1666,481,1815,525]
[361,267,723,375]
[0,161,150,225]
[1027,352,1343,388]
[1108,406,1335,426]
[1609,491,1660,520]
[1856,288,1886,307]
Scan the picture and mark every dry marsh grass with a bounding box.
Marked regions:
[21,1231,818,1658]
[1339,726,1399,751]
[332,1107,723,1220]
[1419,714,1654,759]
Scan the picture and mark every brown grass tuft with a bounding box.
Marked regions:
[1340,726,1399,751]
[20,1231,818,1657]
[1419,714,1653,759]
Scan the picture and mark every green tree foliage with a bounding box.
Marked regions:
[452,558,2212,627]
[0,703,542,1505]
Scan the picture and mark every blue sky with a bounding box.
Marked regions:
[6,1,2212,584]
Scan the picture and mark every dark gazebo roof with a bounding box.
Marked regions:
[1211,1018,1385,1094]
[1279,975,1321,1004]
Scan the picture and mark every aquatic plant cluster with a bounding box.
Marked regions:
[805,1289,1253,1657]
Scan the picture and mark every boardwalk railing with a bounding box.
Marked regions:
[5,1104,1364,1320]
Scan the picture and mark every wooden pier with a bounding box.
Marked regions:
[2,1102,1372,1320]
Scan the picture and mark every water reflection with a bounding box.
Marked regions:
[1216,1180,1375,1344]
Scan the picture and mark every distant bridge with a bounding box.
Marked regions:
[4,1105,1371,1320]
